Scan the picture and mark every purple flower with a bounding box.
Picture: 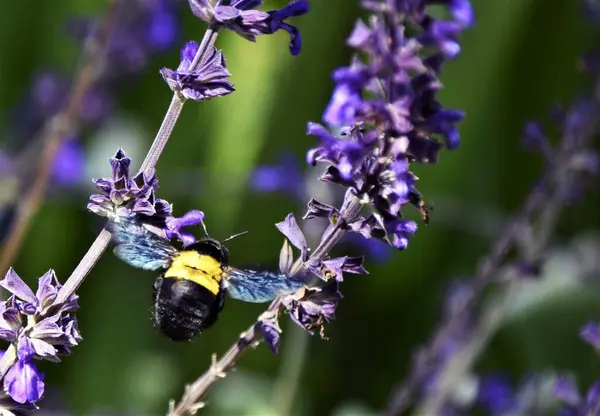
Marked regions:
[250,152,304,198]
[50,137,86,186]
[160,41,234,101]
[88,149,205,245]
[276,213,308,261]
[0,150,12,176]
[87,149,159,220]
[554,376,600,416]
[258,311,282,354]
[308,256,367,282]
[305,0,473,251]
[188,0,310,55]
[0,269,81,404]
[306,122,376,182]
[580,321,600,350]
[281,282,342,338]
[3,341,45,404]
[476,375,515,415]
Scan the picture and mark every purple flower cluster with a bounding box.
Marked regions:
[87,149,204,246]
[0,269,80,410]
[251,0,474,352]
[306,0,473,251]
[188,0,310,55]
[161,41,235,101]
[256,213,366,352]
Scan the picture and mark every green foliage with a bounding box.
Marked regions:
[1,0,599,413]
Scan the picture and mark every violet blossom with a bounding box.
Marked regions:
[87,149,205,246]
[160,41,234,100]
[0,269,81,407]
[187,0,310,55]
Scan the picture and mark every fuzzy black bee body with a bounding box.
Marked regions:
[108,218,304,342]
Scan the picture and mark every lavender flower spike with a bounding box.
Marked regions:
[188,0,310,55]
[0,268,81,405]
[161,41,234,101]
[88,149,206,245]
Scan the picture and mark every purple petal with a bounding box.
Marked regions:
[303,199,338,220]
[29,339,58,362]
[554,376,582,406]
[180,41,199,68]
[3,359,45,404]
[0,269,37,305]
[17,338,35,361]
[259,313,282,354]
[346,19,372,49]
[581,321,600,349]
[275,214,307,255]
[51,138,85,186]
[35,270,59,311]
[214,5,241,23]
[109,149,131,180]
[188,0,215,22]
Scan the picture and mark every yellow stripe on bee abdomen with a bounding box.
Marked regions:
[164,251,224,295]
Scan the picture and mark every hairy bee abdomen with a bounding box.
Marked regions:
[153,275,225,341]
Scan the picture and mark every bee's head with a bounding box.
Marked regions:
[187,238,230,265]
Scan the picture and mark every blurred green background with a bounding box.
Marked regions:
[1,0,600,414]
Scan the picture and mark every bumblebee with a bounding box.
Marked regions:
[108,218,304,341]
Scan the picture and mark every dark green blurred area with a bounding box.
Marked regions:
[1,0,600,414]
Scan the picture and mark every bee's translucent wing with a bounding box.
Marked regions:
[223,268,304,303]
[108,218,178,271]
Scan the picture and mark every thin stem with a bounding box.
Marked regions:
[168,195,363,416]
[51,28,220,312]
[0,344,17,380]
[54,229,112,306]
[140,27,218,173]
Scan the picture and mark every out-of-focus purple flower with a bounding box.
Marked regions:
[87,149,205,245]
[50,137,85,186]
[188,0,309,55]
[582,0,600,22]
[553,376,600,416]
[0,150,12,176]
[580,321,600,350]
[477,375,515,415]
[0,269,81,405]
[281,282,342,338]
[69,0,180,73]
[160,41,234,101]
[250,152,304,199]
[345,233,393,263]
[523,121,551,156]
[147,0,179,51]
